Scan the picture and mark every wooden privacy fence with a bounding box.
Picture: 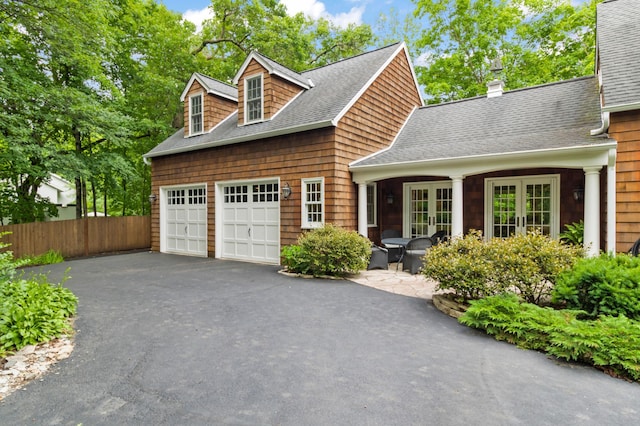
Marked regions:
[0,216,151,259]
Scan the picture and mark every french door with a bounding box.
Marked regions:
[403,182,452,238]
[485,175,559,239]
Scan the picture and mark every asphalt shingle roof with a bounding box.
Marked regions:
[352,76,608,167]
[597,0,640,109]
[146,43,403,158]
[194,73,238,100]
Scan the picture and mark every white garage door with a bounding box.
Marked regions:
[221,181,280,263]
[164,186,207,256]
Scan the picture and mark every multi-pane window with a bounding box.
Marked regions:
[302,178,323,228]
[190,94,203,134]
[366,183,377,226]
[224,185,249,203]
[167,189,185,205]
[252,183,279,203]
[245,75,263,123]
[188,187,206,205]
[486,175,558,239]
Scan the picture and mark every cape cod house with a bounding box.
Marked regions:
[144,0,638,263]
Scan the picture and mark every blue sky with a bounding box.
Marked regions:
[160,0,416,31]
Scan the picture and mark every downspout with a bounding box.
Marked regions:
[143,156,151,166]
[590,111,610,136]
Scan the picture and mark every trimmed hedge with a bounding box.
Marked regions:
[281,224,371,277]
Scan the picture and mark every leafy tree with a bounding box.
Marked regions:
[413,0,601,104]
[193,0,375,80]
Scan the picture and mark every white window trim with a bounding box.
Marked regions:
[367,183,377,227]
[301,177,324,229]
[484,174,560,239]
[244,73,264,124]
[189,92,204,136]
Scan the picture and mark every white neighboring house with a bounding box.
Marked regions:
[38,174,77,221]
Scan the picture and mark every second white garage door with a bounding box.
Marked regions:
[220,181,280,264]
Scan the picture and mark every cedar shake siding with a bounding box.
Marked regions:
[183,80,236,134]
[610,110,640,250]
[333,50,422,231]
[150,128,336,254]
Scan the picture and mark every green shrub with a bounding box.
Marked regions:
[0,233,77,357]
[281,224,371,277]
[19,249,65,267]
[488,231,583,304]
[422,230,582,303]
[460,294,640,381]
[0,274,77,354]
[422,230,497,300]
[553,254,640,319]
[559,220,584,246]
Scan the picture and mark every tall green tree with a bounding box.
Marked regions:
[192,0,375,81]
[0,0,197,222]
[413,0,600,104]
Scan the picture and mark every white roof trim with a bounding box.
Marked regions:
[349,106,419,167]
[232,52,311,89]
[180,73,238,102]
[602,101,640,113]
[332,43,423,126]
[350,141,617,183]
[144,119,335,159]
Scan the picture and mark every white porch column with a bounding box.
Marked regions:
[583,167,602,257]
[607,148,616,254]
[357,183,368,237]
[451,176,464,238]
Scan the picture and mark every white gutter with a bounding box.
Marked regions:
[602,101,640,113]
[143,156,151,166]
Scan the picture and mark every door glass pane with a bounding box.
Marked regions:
[435,187,452,235]
[410,189,429,238]
[526,183,551,235]
[493,185,517,238]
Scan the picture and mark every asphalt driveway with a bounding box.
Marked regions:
[1,252,639,425]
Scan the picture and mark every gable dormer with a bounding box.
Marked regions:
[180,73,238,137]
[233,52,313,125]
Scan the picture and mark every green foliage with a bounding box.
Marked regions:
[553,254,640,320]
[19,250,65,267]
[0,275,77,355]
[413,0,600,103]
[422,230,582,303]
[0,233,76,357]
[460,294,640,381]
[281,224,371,277]
[559,220,584,246]
[422,230,495,300]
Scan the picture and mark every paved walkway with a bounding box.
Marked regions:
[348,264,440,300]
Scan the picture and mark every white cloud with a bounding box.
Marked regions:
[183,7,213,33]
[279,0,364,28]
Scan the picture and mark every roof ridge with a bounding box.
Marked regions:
[301,42,403,75]
[194,72,237,90]
[419,75,596,110]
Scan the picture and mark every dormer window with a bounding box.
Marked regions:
[245,74,263,123]
[189,93,203,135]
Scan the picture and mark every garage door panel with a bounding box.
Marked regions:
[221,181,280,264]
[162,186,207,257]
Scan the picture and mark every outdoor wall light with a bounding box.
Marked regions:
[386,192,394,204]
[282,183,292,200]
[148,193,157,203]
[573,188,584,202]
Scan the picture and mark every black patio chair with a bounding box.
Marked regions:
[401,236,434,274]
[430,230,447,245]
[367,244,389,270]
[629,238,640,256]
[381,229,403,263]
